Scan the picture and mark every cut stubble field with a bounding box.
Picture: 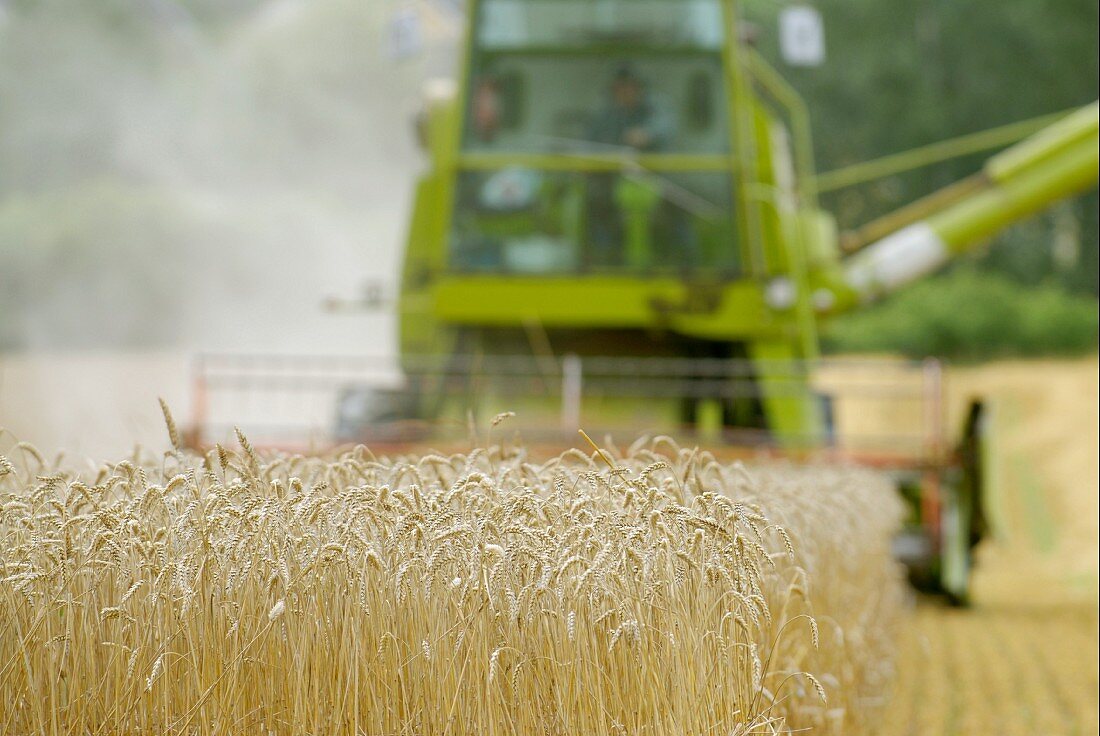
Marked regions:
[884,601,1098,736]
[882,356,1099,736]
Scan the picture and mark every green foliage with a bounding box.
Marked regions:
[823,269,1099,361]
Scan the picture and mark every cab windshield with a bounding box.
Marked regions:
[451,0,738,277]
[478,0,725,50]
[464,0,730,154]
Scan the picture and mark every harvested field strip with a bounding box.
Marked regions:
[884,603,1099,736]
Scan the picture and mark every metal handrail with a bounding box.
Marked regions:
[189,352,945,462]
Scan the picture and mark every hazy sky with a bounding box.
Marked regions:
[1,0,462,355]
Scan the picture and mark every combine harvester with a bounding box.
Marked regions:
[191,0,1098,603]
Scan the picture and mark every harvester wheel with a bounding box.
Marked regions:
[941,400,990,606]
[939,481,973,606]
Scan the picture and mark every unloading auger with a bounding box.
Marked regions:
[837,102,1099,306]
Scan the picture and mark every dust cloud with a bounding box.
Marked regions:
[0,0,460,354]
[0,0,461,456]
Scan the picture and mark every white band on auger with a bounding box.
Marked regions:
[845,222,949,297]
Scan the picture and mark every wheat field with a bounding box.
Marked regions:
[0,420,905,736]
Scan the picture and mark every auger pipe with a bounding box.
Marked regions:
[834,102,1098,306]
[987,102,1099,183]
[834,105,1093,252]
[815,108,1073,195]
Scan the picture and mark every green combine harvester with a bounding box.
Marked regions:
[348,0,1098,601]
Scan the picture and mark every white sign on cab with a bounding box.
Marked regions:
[779,5,826,67]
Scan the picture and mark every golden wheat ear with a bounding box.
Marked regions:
[578,428,616,470]
[158,397,180,451]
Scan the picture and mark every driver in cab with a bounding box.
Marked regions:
[586,66,679,268]
[588,66,673,152]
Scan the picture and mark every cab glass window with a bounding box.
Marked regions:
[450,169,738,276]
[463,0,729,155]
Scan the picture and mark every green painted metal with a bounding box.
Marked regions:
[432,275,782,333]
[402,0,819,368]
[747,340,824,442]
[744,50,818,208]
[936,136,1099,252]
[616,177,663,269]
[457,152,733,172]
[986,102,1099,183]
[939,480,973,604]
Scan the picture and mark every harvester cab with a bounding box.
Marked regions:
[401,0,836,441]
